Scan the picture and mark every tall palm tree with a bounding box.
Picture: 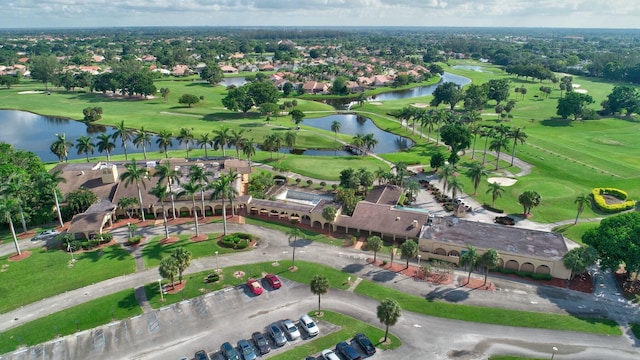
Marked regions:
[469,123,481,160]
[133,127,152,161]
[112,120,134,161]
[331,120,341,154]
[486,181,505,207]
[263,133,282,159]
[310,274,330,316]
[574,194,591,225]
[287,226,304,269]
[189,165,213,219]
[3,174,29,233]
[489,136,510,170]
[40,170,66,227]
[0,197,21,255]
[393,161,409,187]
[75,135,95,162]
[242,140,256,170]
[480,126,495,165]
[352,134,365,155]
[466,162,488,195]
[210,172,237,236]
[446,175,464,200]
[377,298,401,343]
[149,183,170,239]
[50,133,72,162]
[177,127,194,158]
[509,127,528,167]
[230,129,247,159]
[156,130,174,159]
[213,126,231,157]
[155,161,181,219]
[440,164,455,195]
[179,180,202,237]
[419,110,434,141]
[96,133,116,162]
[120,159,149,221]
[197,132,213,159]
[460,245,479,284]
[434,109,448,146]
[284,131,297,154]
[363,133,378,153]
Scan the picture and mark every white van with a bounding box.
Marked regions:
[299,314,319,337]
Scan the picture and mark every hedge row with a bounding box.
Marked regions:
[493,267,552,281]
[220,232,254,249]
[591,188,636,213]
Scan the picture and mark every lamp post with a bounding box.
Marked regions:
[551,346,558,359]
[158,279,164,301]
[417,254,422,266]
[215,251,220,273]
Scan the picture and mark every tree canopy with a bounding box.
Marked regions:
[583,212,640,276]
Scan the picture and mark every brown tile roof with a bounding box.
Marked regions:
[67,200,116,234]
[335,202,428,239]
[420,218,568,260]
[52,163,118,201]
[364,185,402,205]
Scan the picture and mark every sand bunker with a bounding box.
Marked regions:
[487,177,518,186]
[18,90,45,94]
[411,103,428,108]
[369,101,382,105]
[573,89,588,94]
[572,84,581,88]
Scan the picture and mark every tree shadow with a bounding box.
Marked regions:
[540,118,573,127]
[426,287,469,303]
[292,238,313,247]
[372,270,397,282]
[342,263,365,274]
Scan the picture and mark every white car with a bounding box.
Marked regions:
[299,314,319,337]
[281,319,301,340]
[321,349,340,360]
[33,229,59,240]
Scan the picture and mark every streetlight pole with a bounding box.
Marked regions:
[551,346,558,359]
[215,251,219,273]
[158,279,164,301]
[417,254,421,266]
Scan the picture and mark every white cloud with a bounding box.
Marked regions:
[0,0,639,28]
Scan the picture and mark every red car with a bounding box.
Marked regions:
[247,278,263,296]
[265,274,282,289]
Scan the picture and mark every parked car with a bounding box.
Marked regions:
[268,324,287,347]
[247,278,263,296]
[194,350,210,360]
[237,339,257,360]
[33,229,59,241]
[353,333,376,356]
[265,274,282,289]
[251,331,271,355]
[299,314,319,337]
[336,341,361,360]
[281,319,301,340]
[220,342,239,360]
[321,349,340,360]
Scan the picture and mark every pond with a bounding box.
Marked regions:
[0,110,182,163]
[451,65,488,72]
[302,114,413,154]
[220,77,248,87]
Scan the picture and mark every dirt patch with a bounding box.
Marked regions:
[159,237,180,245]
[457,276,496,291]
[190,234,209,242]
[368,259,453,286]
[614,271,640,298]
[165,280,186,294]
[8,251,31,261]
[233,271,246,279]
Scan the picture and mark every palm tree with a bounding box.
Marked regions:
[393,161,409,187]
[242,140,256,170]
[574,194,591,224]
[159,256,178,290]
[179,180,202,237]
[367,236,383,262]
[211,172,237,236]
[363,133,378,153]
[160,87,171,103]
[420,110,434,141]
[440,164,455,195]
[189,165,213,219]
[486,182,505,208]
[149,183,170,239]
[133,127,152,161]
[310,274,330,316]
[75,135,95,162]
[489,136,510,170]
[518,190,542,216]
[96,133,116,162]
[177,127,194,158]
[447,176,464,200]
[377,298,401,343]
[197,132,214,159]
[172,247,192,284]
[3,174,29,233]
[509,127,527,167]
[156,130,173,159]
[40,170,66,227]
[331,120,341,154]
[213,126,231,157]
[374,167,388,185]
[352,134,365,155]
[399,239,418,269]
[480,126,495,165]
[466,162,488,195]
[479,249,500,285]
[287,226,304,269]
[434,109,448,146]
[120,159,149,222]
[112,120,133,161]
[405,180,421,204]
[460,245,479,284]
[230,129,247,159]
[155,161,181,219]
[263,133,282,159]
[284,131,297,153]
[50,133,72,162]
[0,197,21,255]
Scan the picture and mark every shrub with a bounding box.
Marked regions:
[591,188,636,213]
[493,267,552,281]
[319,181,326,187]
[220,232,254,249]
[295,178,302,185]
[205,273,220,283]
[127,235,142,246]
[482,204,504,214]
[494,216,515,225]
[306,179,313,186]
[99,233,113,242]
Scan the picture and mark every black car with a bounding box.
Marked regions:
[220,342,240,360]
[252,331,271,355]
[335,341,361,360]
[195,350,210,360]
[353,333,376,356]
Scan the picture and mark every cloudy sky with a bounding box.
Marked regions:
[2,0,638,29]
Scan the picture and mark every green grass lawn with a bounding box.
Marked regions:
[272,311,400,359]
[142,232,245,268]
[0,245,135,314]
[553,222,601,245]
[354,280,620,335]
[0,289,141,354]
